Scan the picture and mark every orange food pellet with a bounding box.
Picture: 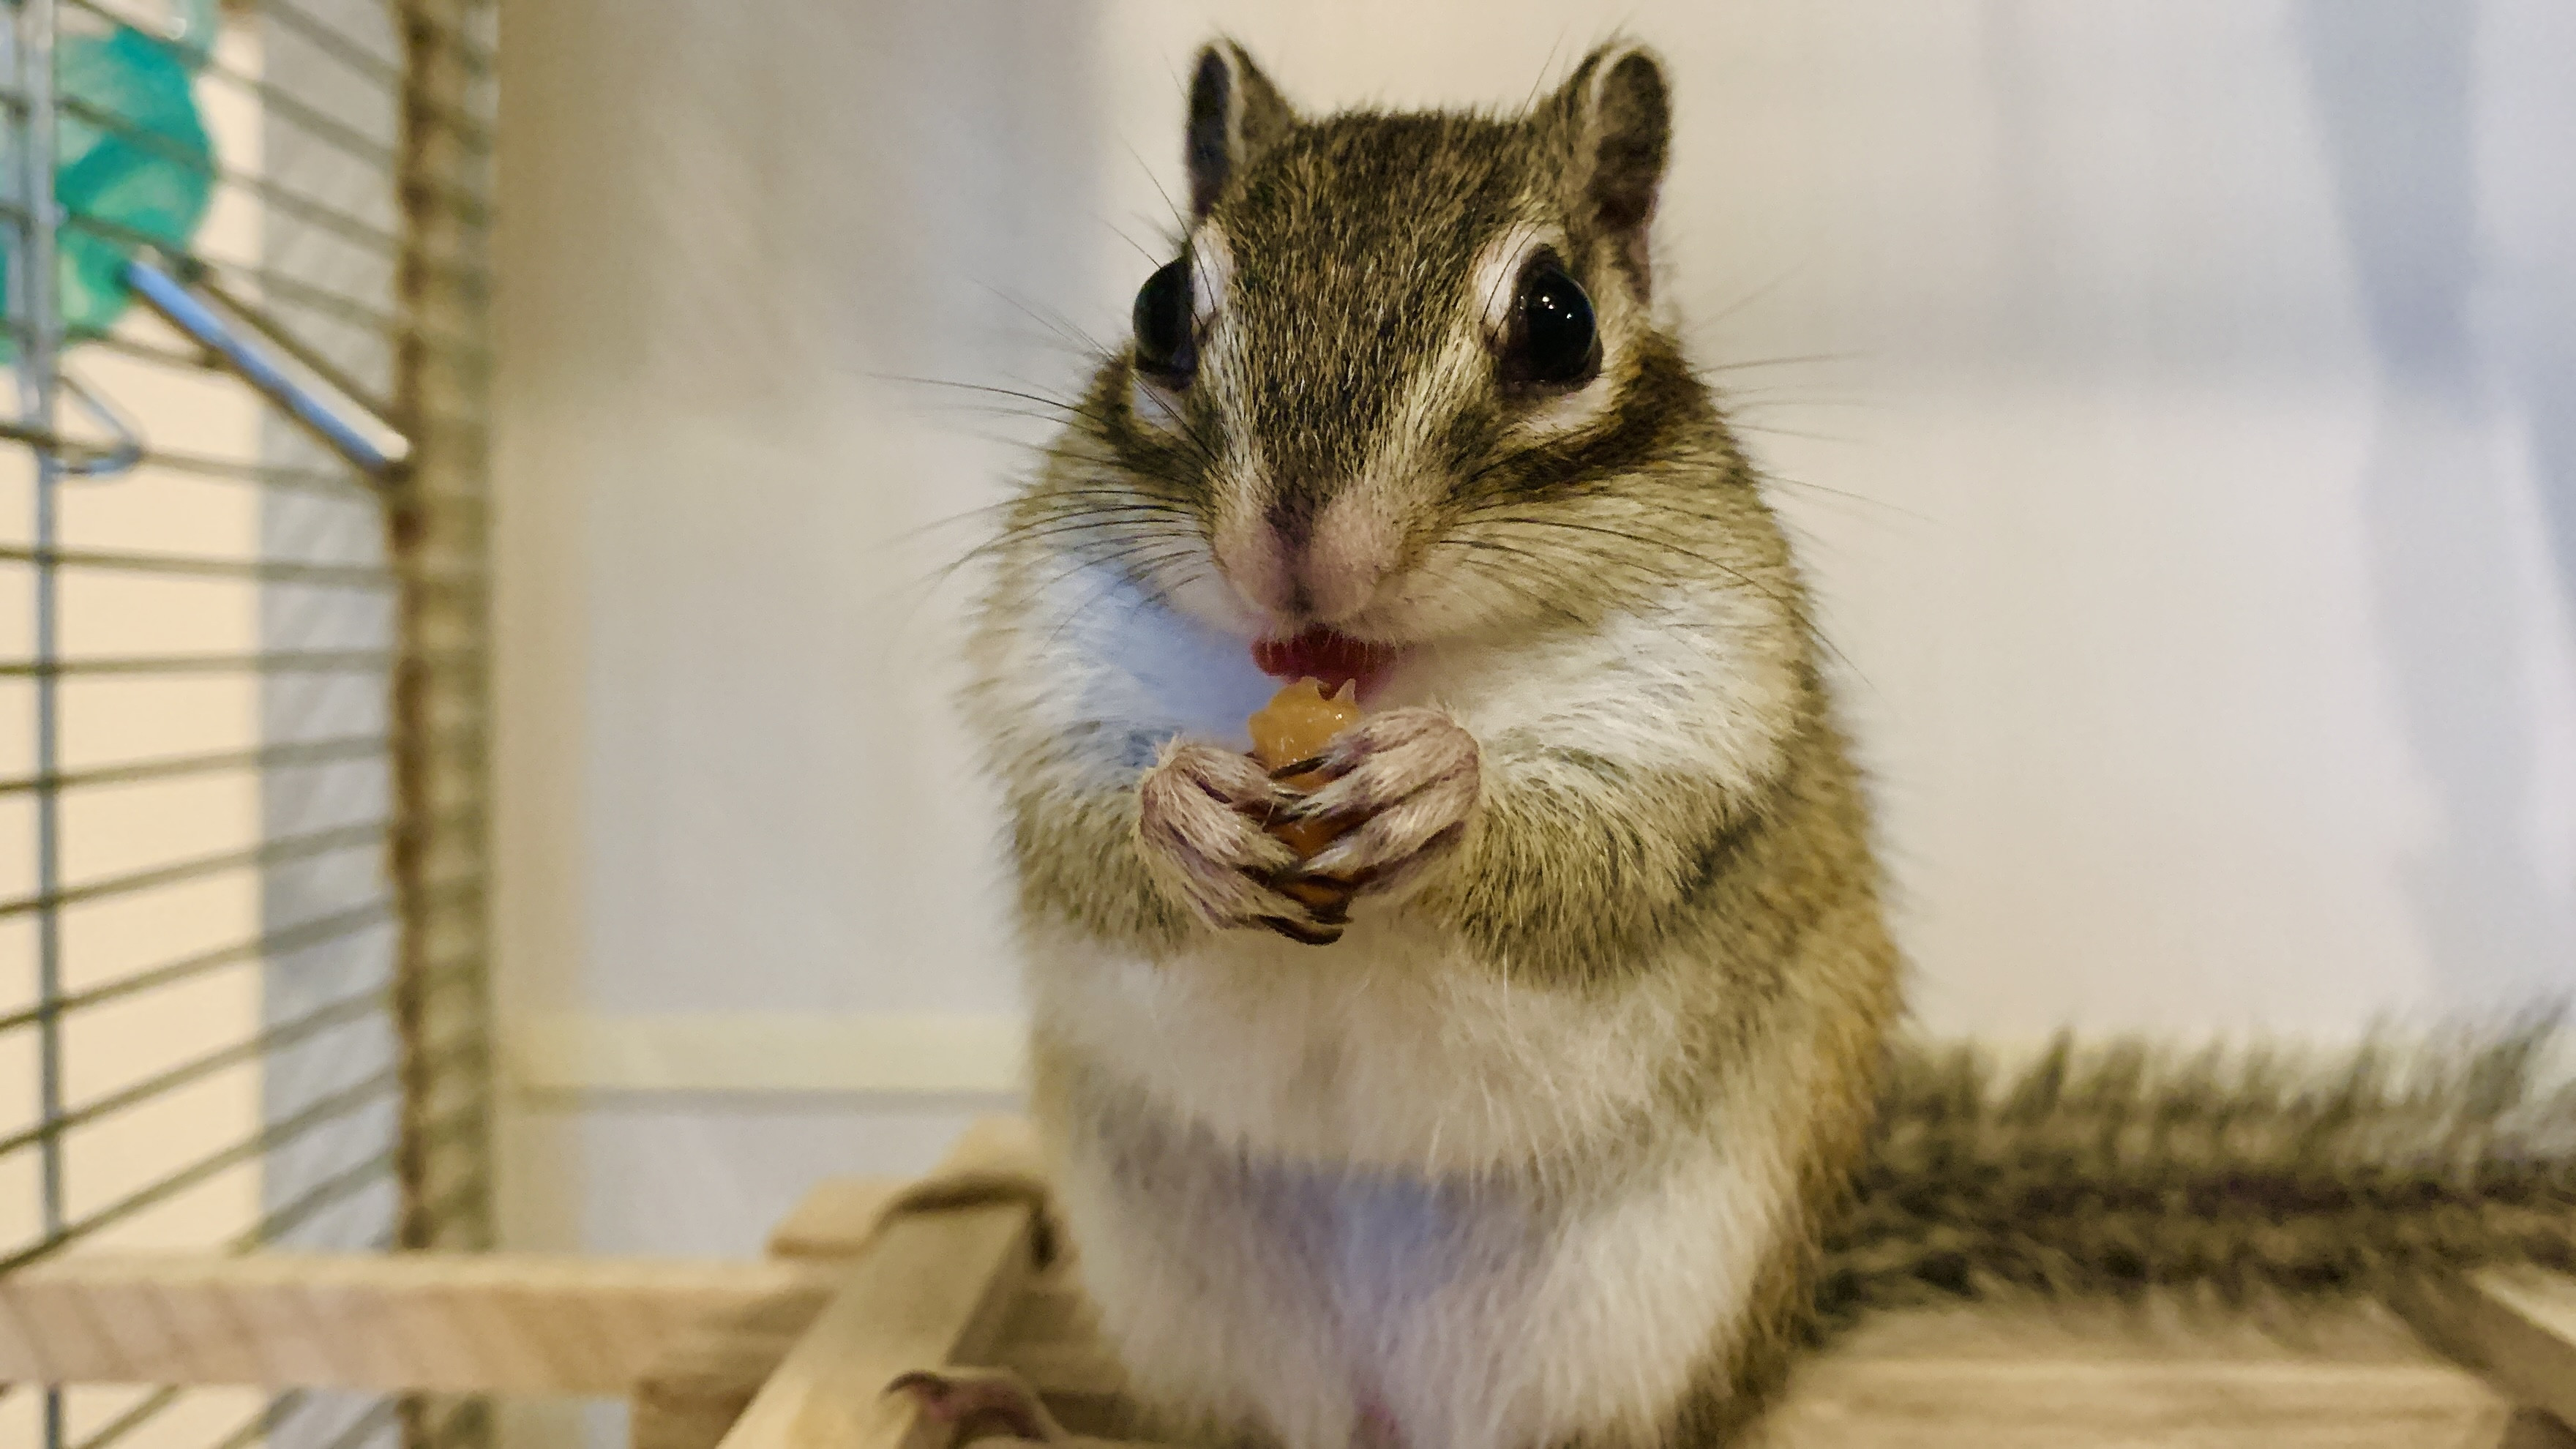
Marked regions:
[1247,678,1362,858]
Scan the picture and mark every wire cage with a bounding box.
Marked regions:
[0,1,497,1446]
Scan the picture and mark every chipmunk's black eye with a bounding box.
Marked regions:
[1132,258,1196,385]
[1502,258,1598,390]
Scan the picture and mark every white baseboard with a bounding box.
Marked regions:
[503,1012,2569,1101]
[506,1012,1027,1096]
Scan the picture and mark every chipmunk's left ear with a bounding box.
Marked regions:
[1186,40,1297,220]
[1546,41,1671,296]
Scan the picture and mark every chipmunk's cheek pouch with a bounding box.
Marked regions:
[1291,708,1481,893]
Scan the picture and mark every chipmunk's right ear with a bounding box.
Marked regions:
[1544,42,1672,296]
[1186,40,1295,220]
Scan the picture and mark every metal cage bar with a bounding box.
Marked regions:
[0,1,499,1445]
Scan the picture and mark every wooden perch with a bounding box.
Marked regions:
[0,1112,2567,1449]
[0,1251,834,1394]
[632,1175,910,1449]
[1747,1297,2515,1448]
[711,1117,1046,1449]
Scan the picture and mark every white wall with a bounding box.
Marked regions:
[490,0,2576,1284]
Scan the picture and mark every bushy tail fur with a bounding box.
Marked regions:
[1816,1011,2576,1334]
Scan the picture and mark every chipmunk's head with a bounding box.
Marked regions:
[1076,40,1739,669]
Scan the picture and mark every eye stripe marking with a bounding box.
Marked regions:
[1469,225,1616,438]
[1191,226,1233,327]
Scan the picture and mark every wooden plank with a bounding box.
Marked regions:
[0,1253,834,1394]
[765,1177,910,1262]
[632,1174,907,1449]
[631,1294,826,1449]
[1748,1298,2512,1448]
[714,1117,1046,1449]
[971,1275,2520,1448]
[2397,1269,2576,1432]
[765,1169,1056,1267]
[1756,1360,2508,1448]
[958,1218,2524,1448]
[972,1292,2517,1448]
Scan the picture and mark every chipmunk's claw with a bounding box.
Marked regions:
[887,1367,1068,1443]
[1258,913,1343,945]
[1272,873,1354,913]
[1137,741,1335,937]
[1291,709,1480,896]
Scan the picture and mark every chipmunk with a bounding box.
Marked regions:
[960,37,1899,1449]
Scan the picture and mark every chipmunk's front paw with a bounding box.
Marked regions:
[1136,740,1336,943]
[1285,708,1480,906]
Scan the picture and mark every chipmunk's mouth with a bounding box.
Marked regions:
[1252,628,1404,702]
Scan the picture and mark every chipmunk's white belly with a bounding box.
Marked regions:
[1025,909,1693,1172]
[1019,826,1802,1445]
[1322,1140,1774,1449]
[1040,1043,1786,1449]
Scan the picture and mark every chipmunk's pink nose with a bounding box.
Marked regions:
[1216,494,1397,626]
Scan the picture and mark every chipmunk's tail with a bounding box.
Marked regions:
[1813,1009,2576,1333]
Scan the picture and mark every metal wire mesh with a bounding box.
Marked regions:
[0,1,495,1445]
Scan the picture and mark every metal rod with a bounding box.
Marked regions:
[0,982,388,1159]
[67,1387,180,1449]
[0,12,501,1448]
[0,730,393,796]
[256,0,494,151]
[70,0,386,155]
[87,327,217,372]
[0,876,482,1033]
[10,2,69,1442]
[63,0,500,201]
[7,315,212,371]
[0,815,391,919]
[123,256,405,476]
[0,1036,483,1273]
[210,1394,307,1449]
[0,413,120,467]
[0,543,403,589]
[0,809,485,920]
[0,647,392,675]
[254,0,401,86]
[0,896,384,1030]
[189,263,404,426]
[307,1397,403,1449]
[47,90,445,261]
[235,1146,395,1248]
[138,443,380,497]
[0,646,471,675]
[0,196,490,355]
[212,252,482,359]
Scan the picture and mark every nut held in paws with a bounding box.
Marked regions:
[1246,676,1361,858]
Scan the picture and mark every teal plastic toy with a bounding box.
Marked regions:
[1,1,219,360]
